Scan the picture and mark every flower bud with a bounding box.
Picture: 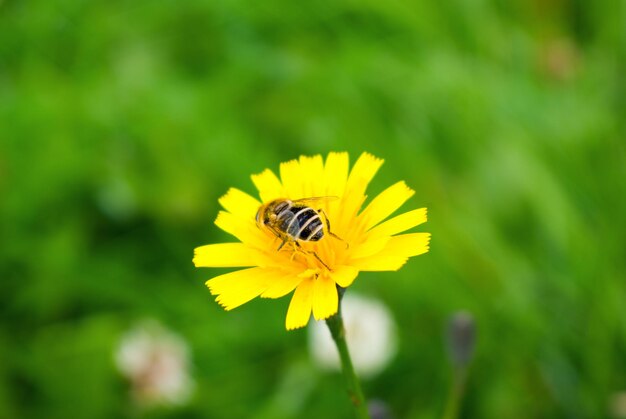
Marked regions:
[369,399,393,419]
[446,311,476,368]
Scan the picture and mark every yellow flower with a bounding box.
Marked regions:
[193,152,430,330]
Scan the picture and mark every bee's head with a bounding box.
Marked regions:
[256,199,290,227]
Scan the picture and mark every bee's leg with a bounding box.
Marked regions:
[277,238,288,251]
[289,248,298,262]
[318,209,349,248]
[291,241,305,259]
[267,226,289,252]
[311,251,331,271]
[294,241,331,270]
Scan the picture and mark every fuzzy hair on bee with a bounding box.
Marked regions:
[255,197,344,269]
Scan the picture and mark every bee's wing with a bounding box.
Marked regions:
[290,196,339,206]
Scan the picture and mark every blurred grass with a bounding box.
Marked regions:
[1,0,625,418]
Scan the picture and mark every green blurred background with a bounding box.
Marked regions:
[1,0,625,418]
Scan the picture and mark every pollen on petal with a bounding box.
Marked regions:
[286,278,314,330]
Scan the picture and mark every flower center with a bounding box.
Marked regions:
[297,268,321,279]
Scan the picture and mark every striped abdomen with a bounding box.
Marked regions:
[275,204,324,242]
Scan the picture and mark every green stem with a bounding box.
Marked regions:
[442,366,468,419]
[325,293,370,419]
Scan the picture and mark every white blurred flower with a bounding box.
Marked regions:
[308,294,397,378]
[610,392,626,418]
[115,320,194,407]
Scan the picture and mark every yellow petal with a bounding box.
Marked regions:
[298,155,325,197]
[312,275,339,320]
[323,152,349,198]
[351,233,431,271]
[280,159,304,199]
[367,208,427,239]
[330,265,359,288]
[215,211,268,247]
[260,272,303,299]
[206,268,280,310]
[346,152,384,190]
[350,236,390,259]
[360,181,415,231]
[387,232,431,257]
[350,255,408,271]
[218,188,260,218]
[285,278,314,330]
[335,152,383,236]
[251,169,284,203]
[193,243,265,267]
[334,189,367,241]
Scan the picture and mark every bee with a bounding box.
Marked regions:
[255,197,344,269]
